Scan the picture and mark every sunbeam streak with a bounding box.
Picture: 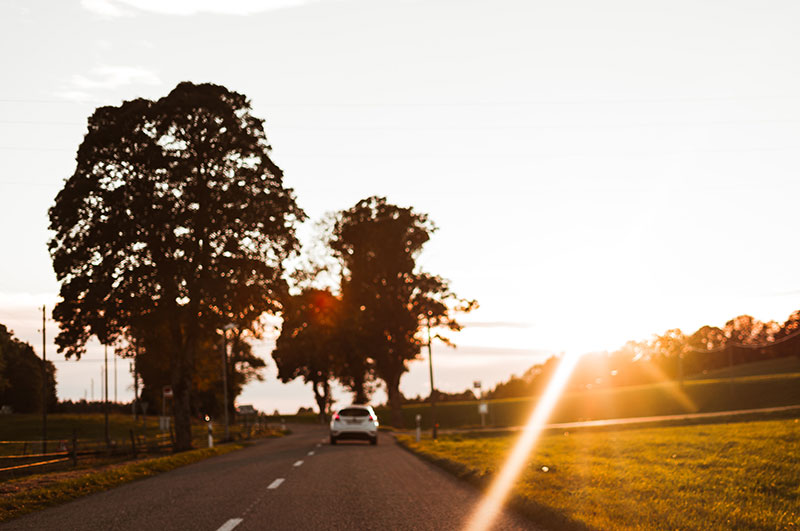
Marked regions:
[464,351,583,531]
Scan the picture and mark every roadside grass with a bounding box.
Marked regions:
[397,418,800,530]
[0,443,243,523]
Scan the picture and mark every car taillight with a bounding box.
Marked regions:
[334,413,340,420]
[369,415,376,421]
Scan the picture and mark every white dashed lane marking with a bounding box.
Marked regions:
[216,518,243,531]
[221,438,323,528]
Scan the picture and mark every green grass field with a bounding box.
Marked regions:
[0,413,160,444]
[375,368,800,429]
[398,417,800,530]
[687,356,800,380]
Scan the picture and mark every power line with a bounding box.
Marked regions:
[2,145,800,158]
[3,118,800,130]
[3,94,800,107]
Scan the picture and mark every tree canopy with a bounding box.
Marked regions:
[49,82,304,450]
[0,324,56,413]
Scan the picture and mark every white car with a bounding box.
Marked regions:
[329,405,379,445]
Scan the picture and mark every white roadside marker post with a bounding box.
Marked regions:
[206,416,214,448]
[415,414,422,442]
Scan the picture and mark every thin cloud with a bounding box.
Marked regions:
[81,0,317,17]
[70,66,161,90]
[52,90,94,102]
[80,0,133,18]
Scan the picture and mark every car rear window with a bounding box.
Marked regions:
[339,408,370,417]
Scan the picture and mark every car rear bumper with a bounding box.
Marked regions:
[331,430,377,440]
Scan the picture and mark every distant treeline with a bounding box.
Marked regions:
[55,399,134,415]
[0,324,57,413]
[399,389,479,404]
[487,310,800,400]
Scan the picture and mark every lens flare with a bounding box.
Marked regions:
[464,351,583,531]
[637,361,697,413]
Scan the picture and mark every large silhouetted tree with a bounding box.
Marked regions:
[49,82,303,450]
[330,197,475,427]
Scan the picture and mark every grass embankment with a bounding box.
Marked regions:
[398,418,800,530]
[688,356,800,380]
[0,444,242,523]
[380,369,800,429]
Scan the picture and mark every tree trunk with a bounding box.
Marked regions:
[171,318,195,452]
[354,386,368,405]
[385,373,403,429]
[172,366,193,451]
[313,379,329,423]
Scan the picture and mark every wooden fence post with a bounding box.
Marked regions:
[71,429,78,466]
[129,429,137,458]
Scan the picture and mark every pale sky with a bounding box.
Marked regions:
[1,0,799,413]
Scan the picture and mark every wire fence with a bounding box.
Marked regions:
[0,430,172,477]
[0,418,280,480]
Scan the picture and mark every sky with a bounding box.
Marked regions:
[1,0,799,413]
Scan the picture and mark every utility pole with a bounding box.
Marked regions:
[426,314,437,440]
[104,344,109,447]
[221,325,235,442]
[41,305,47,453]
[132,340,139,421]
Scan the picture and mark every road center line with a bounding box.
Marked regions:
[216,518,243,531]
[268,478,285,489]
[307,451,315,456]
[293,460,304,467]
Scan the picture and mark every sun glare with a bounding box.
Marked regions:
[638,359,698,413]
[464,351,584,531]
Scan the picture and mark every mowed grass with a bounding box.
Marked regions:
[398,418,800,530]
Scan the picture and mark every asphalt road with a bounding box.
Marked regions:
[3,425,537,530]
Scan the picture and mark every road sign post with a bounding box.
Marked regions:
[474,381,486,427]
[161,386,173,433]
[478,402,488,427]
